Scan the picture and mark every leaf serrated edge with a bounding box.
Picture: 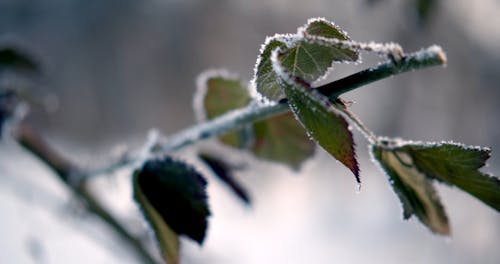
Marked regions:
[298,17,352,40]
[375,137,492,154]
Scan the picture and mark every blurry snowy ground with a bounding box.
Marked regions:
[2,139,499,264]
[1,0,500,263]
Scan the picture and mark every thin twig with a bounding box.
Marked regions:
[162,46,446,152]
[15,124,159,264]
[86,45,445,179]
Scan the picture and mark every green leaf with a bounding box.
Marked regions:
[196,71,315,169]
[371,145,450,234]
[252,112,315,170]
[279,20,359,83]
[133,157,210,263]
[399,142,500,211]
[253,39,288,101]
[278,71,359,181]
[195,71,252,148]
[304,18,353,40]
[198,152,251,205]
[134,182,180,264]
[253,18,359,101]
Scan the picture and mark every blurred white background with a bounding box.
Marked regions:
[1,0,499,263]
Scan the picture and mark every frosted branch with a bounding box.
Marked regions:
[89,45,446,177]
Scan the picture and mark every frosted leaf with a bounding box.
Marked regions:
[272,50,359,182]
[252,18,359,101]
[133,157,210,263]
[277,36,359,84]
[251,37,288,101]
[194,69,253,149]
[371,145,450,235]
[394,141,500,211]
[299,17,352,40]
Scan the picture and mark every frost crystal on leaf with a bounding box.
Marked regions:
[252,18,359,101]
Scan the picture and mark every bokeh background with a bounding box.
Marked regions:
[1,0,499,263]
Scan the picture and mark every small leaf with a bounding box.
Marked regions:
[199,152,251,205]
[252,112,315,169]
[399,142,500,211]
[196,71,315,169]
[278,19,359,83]
[195,70,252,148]
[133,157,210,263]
[253,38,288,101]
[304,18,353,40]
[253,18,359,101]
[284,80,359,181]
[0,47,38,73]
[371,145,450,234]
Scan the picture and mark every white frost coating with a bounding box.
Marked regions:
[249,34,287,100]
[299,17,352,41]
[160,102,283,153]
[118,129,163,176]
[270,47,291,85]
[412,45,447,65]
[375,136,492,153]
[301,35,403,61]
[193,69,248,123]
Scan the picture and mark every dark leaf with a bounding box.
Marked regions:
[371,145,450,234]
[0,47,38,73]
[133,156,210,263]
[199,152,251,205]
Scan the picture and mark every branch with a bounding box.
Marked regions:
[15,124,159,264]
[89,46,446,177]
[159,46,447,151]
